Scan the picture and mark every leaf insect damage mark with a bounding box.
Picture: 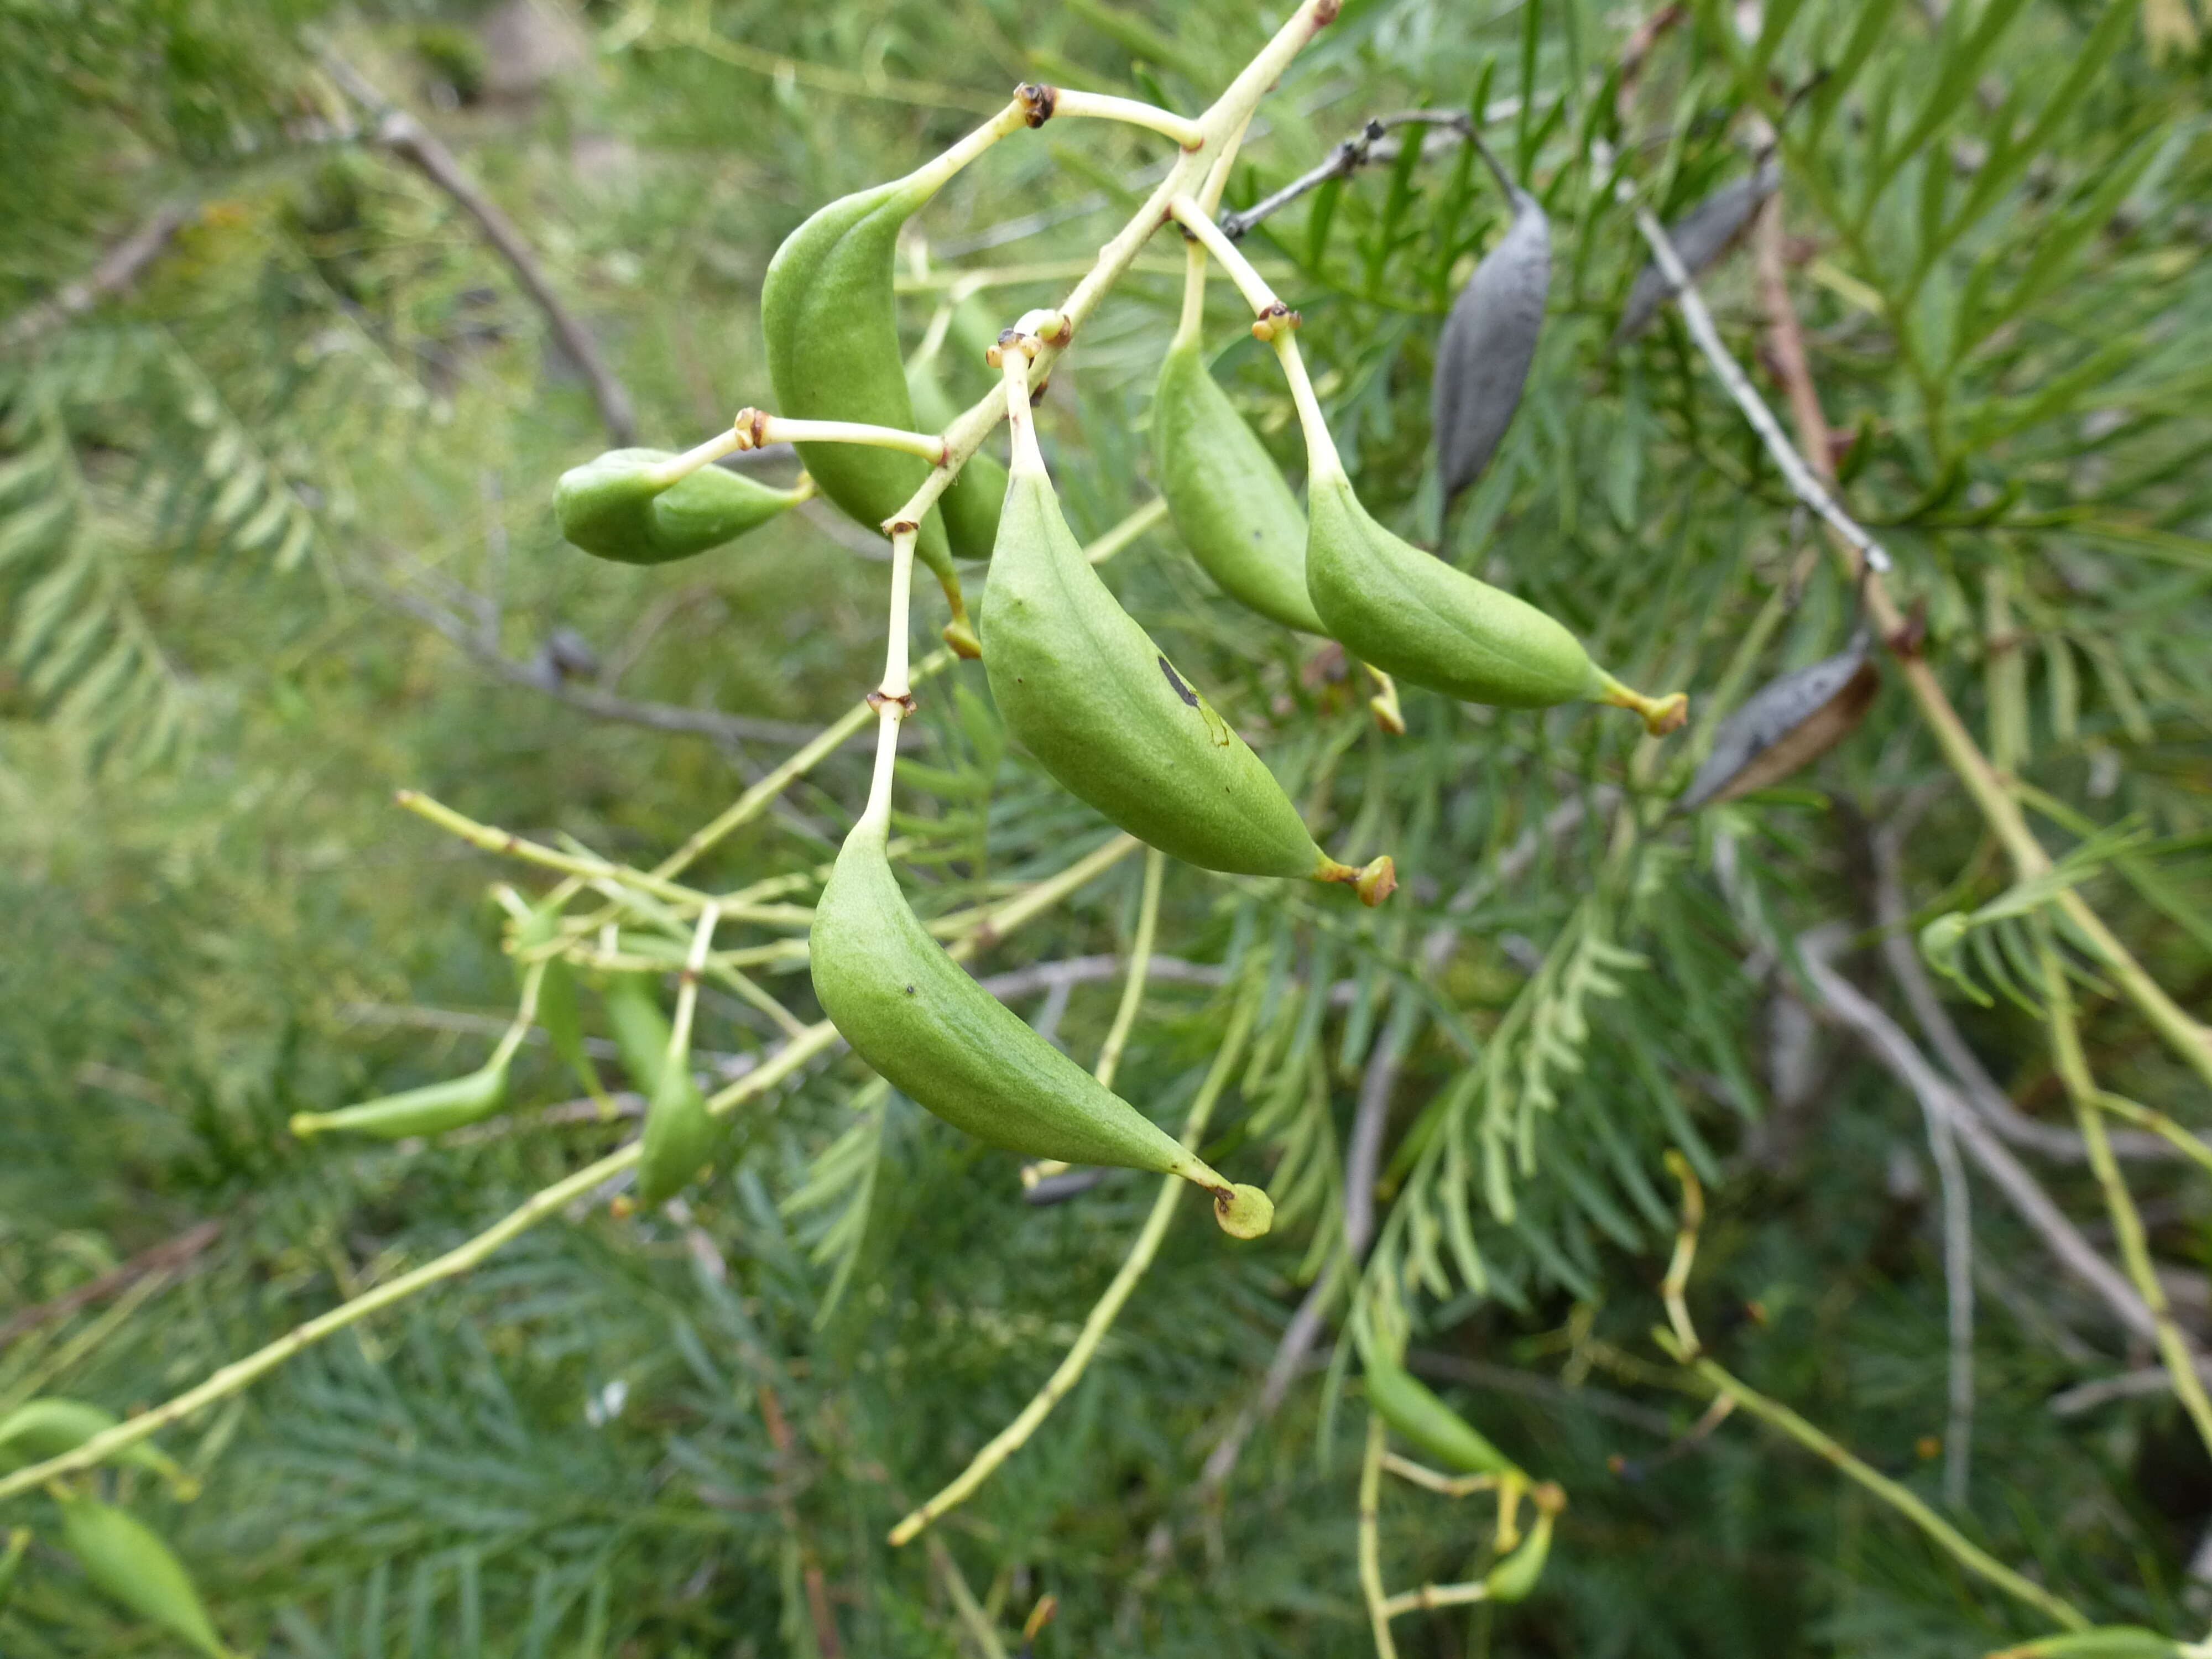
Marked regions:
[1157,654,1199,708]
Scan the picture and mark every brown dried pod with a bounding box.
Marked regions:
[1678,635,1877,809]
[1433,186,1551,503]
[1615,157,1782,343]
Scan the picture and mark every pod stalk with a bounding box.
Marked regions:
[1597,674,1690,735]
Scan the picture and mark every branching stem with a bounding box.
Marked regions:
[1358,1413,1401,1659]
[2036,918,2212,1458]
[733,410,948,465]
[888,989,1258,1545]
[1044,88,1204,149]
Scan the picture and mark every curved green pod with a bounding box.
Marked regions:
[907,357,1006,562]
[601,972,671,1098]
[809,818,1272,1238]
[1152,333,1324,634]
[555,447,805,565]
[1483,1505,1555,1603]
[289,1061,509,1141]
[763,142,1006,590]
[518,903,594,1094]
[981,393,1392,902]
[1304,471,1686,733]
[58,1497,237,1659]
[1363,1356,1520,1477]
[0,1399,193,1496]
[637,1062,714,1207]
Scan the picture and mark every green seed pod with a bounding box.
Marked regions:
[1481,1505,1554,1604]
[1152,333,1324,634]
[600,972,671,1098]
[555,448,805,565]
[637,1048,715,1209]
[1363,1357,1520,1477]
[58,1496,237,1659]
[907,357,1006,562]
[289,1061,509,1141]
[1304,471,1686,733]
[516,904,594,1094]
[983,393,1393,903]
[0,1400,195,1498]
[762,175,964,586]
[810,818,1274,1238]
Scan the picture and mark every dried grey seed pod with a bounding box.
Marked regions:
[1433,187,1551,504]
[1679,635,1878,810]
[1615,157,1782,343]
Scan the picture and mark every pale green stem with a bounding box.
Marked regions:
[1665,1345,2088,1632]
[1094,848,1167,1093]
[647,646,953,884]
[1652,1144,2088,1632]
[1359,1413,1402,1659]
[888,0,1343,537]
[1168,195,1282,316]
[2097,1091,2212,1178]
[665,905,720,1068]
[1270,330,1347,483]
[1171,113,1255,350]
[2036,918,2212,1459]
[1380,1453,1500,1499]
[1084,495,1168,566]
[1661,1150,1703,1359]
[396,792,722,914]
[925,1535,1010,1659]
[887,989,1258,1546]
[641,425,747,489]
[739,411,948,464]
[0,832,1141,1505]
[1024,843,1165,1178]
[1046,88,1204,148]
[1379,1582,1490,1619]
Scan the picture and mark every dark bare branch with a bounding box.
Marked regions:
[321,55,637,445]
[1,199,192,351]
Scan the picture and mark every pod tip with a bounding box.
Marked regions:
[1354,855,1397,907]
[1315,853,1396,905]
[1214,1183,1274,1239]
[1640,691,1690,736]
[1597,674,1689,736]
[288,1112,321,1139]
[941,617,982,660]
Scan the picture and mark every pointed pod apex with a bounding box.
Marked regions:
[1355,855,1397,907]
[288,1112,319,1139]
[1214,1183,1274,1239]
[942,617,982,659]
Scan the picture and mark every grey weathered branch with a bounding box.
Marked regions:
[362,560,828,747]
[1597,139,1892,577]
[1797,925,2166,1348]
[1870,827,2173,1164]
[1217,104,1520,241]
[0,1218,222,1349]
[321,55,637,445]
[1,198,193,351]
